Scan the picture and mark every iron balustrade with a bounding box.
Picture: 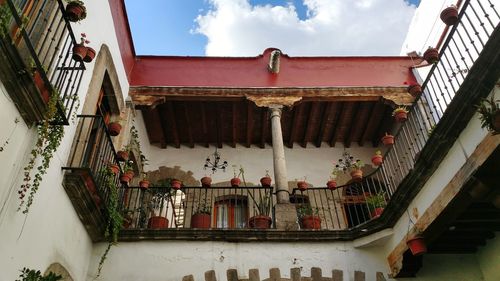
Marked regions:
[121,186,275,230]
[63,115,122,211]
[3,0,86,125]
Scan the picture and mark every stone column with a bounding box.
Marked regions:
[269,105,289,204]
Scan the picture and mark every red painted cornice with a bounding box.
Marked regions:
[108,0,136,79]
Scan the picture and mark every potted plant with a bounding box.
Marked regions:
[296,177,308,191]
[16,267,62,281]
[72,33,89,62]
[407,233,427,256]
[260,170,272,187]
[108,163,120,175]
[116,149,129,162]
[108,121,122,136]
[381,133,394,146]
[407,84,422,97]
[83,45,96,63]
[190,199,211,228]
[200,176,212,187]
[240,167,272,229]
[423,47,439,64]
[297,205,321,229]
[333,153,364,182]
[349,161,364,182]
[139,173,150,190]
[65,0,87,22]
[477,96,500,134]
[230,165,241,187]
[148,188,173,229]
[326,178,337,190]
[366,192,386,218]
[371,150,383,166]
[440,5,459,26]
[171,179,182,190]
[392,106,409,123]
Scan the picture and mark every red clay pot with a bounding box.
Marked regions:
[171,179,182,190]
[249,215,272,229]
[125,170,135,179]
[372,154,383,166]
[83,46,96,63]
[301,215,321,229]
[148,216,168,229]
[108,122,122,136]
[350,169,363,182]
[326,180,337,190]
[260,176,272,187]
[33,71,50,103]
[65,2,86,22]
[297,181,308,191]
[381,134,394,146]
[394,111,408,123]
[119,173,132,185]
[139,180,150,190]
[191,213,211,228]
[440,6,459,26]
[72,44,87,61]
[116,150,129,162]
[372,207,384,218]
[407,236,427,256]
[108,164,120,175]
[200,176,212,187]
[407,84,422,97]
[423,48,439,64]
[230,177,241,187]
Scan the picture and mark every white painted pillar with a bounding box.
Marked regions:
[269,105,289,204]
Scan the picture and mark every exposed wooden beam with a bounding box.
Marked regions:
[165,102,180,148]
[359,100,385,146]
[246,101,254,148]
[141,108,167,148]
[216,103,223,148]
[343,103,360,148]
[231,102,237,148]
[200,102,209,148]
[260,108,269,149]
[288,103,304,148]
[302,102,321,148]
[372,106,394,147]
[329,102,345,147]
[315,102,333,147]
[183,103,194,148]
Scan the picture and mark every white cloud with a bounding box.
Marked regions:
[194,0,417,56]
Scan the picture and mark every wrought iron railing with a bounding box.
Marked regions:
[121,186,275,230]
[2,0,86,125]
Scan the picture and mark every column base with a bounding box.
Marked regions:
[274,203,299,230]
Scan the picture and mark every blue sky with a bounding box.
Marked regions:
[125,0,421,57]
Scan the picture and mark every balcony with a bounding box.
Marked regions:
[0,0,86,125]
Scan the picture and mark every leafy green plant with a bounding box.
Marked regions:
[18,92,64,213]
[16,268,62,281]
[392,106,409,116]
[366,192,386,209]
[194,198,211,215]
[477,96,499,134]
[296,205,319,218]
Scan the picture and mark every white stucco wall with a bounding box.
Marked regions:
[0,1,129,280]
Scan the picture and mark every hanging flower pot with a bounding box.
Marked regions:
[108,122,122,136]
[65,1,87,22]
[230,177,241,187]
[116,150,129,162]
[260,176,272,187]
[171,179,182,190]
[440,5,459,26]
[326,180,337,190]
[191,213,211,228]
[372,207,384,218]
[148,216,168,229]
[297,181,308,191]
[301,215,321,229]
[120,173,132,185]
[108,164,120,175]
[407,84,422,97]
[392,107,409,123]
[83,46,96,63]
[371,151,383,166]
[423,47,439,64]
[350,169,363,182]
[139,180,150,190]
[33,70,50,104]
[125,170,135,179]
[381,133,394,146]
[249,215,272,229]
[200,176,212,187]
[407,235,427,256]
[72,44,87,61]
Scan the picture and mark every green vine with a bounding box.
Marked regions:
[18,92,64,213]
[16,268,62,281]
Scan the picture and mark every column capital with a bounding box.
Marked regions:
[245,95,302,108]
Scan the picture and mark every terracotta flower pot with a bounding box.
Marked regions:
[33,71,50,104]
[297,181,308,191]
[191,213,211,228]
[407,84,422,97]
[83,46,96,63]
[200,176,212,187]
[440,6,459,26]
[423,48,439,64]
[394,110,408,123]
[407,236,427,256]
[260,176,272,187]
[125,170,135,179]
[326,180,337,190]
[119,173,131,184]
[108,122,122,136]
[381,134,394,146]
[72,44,87,61]
[301,215,321,229]
[249,215,272,229]
[116,150,129,162]
[230,177,241,187]
[372,207,384,218]
[148,216,168,229]
[65,2,86,22]
[171,179,182,190]
[108,164,120,175]
[350,169,363,182]
[139,180,150,190]
[372,154,383,166]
